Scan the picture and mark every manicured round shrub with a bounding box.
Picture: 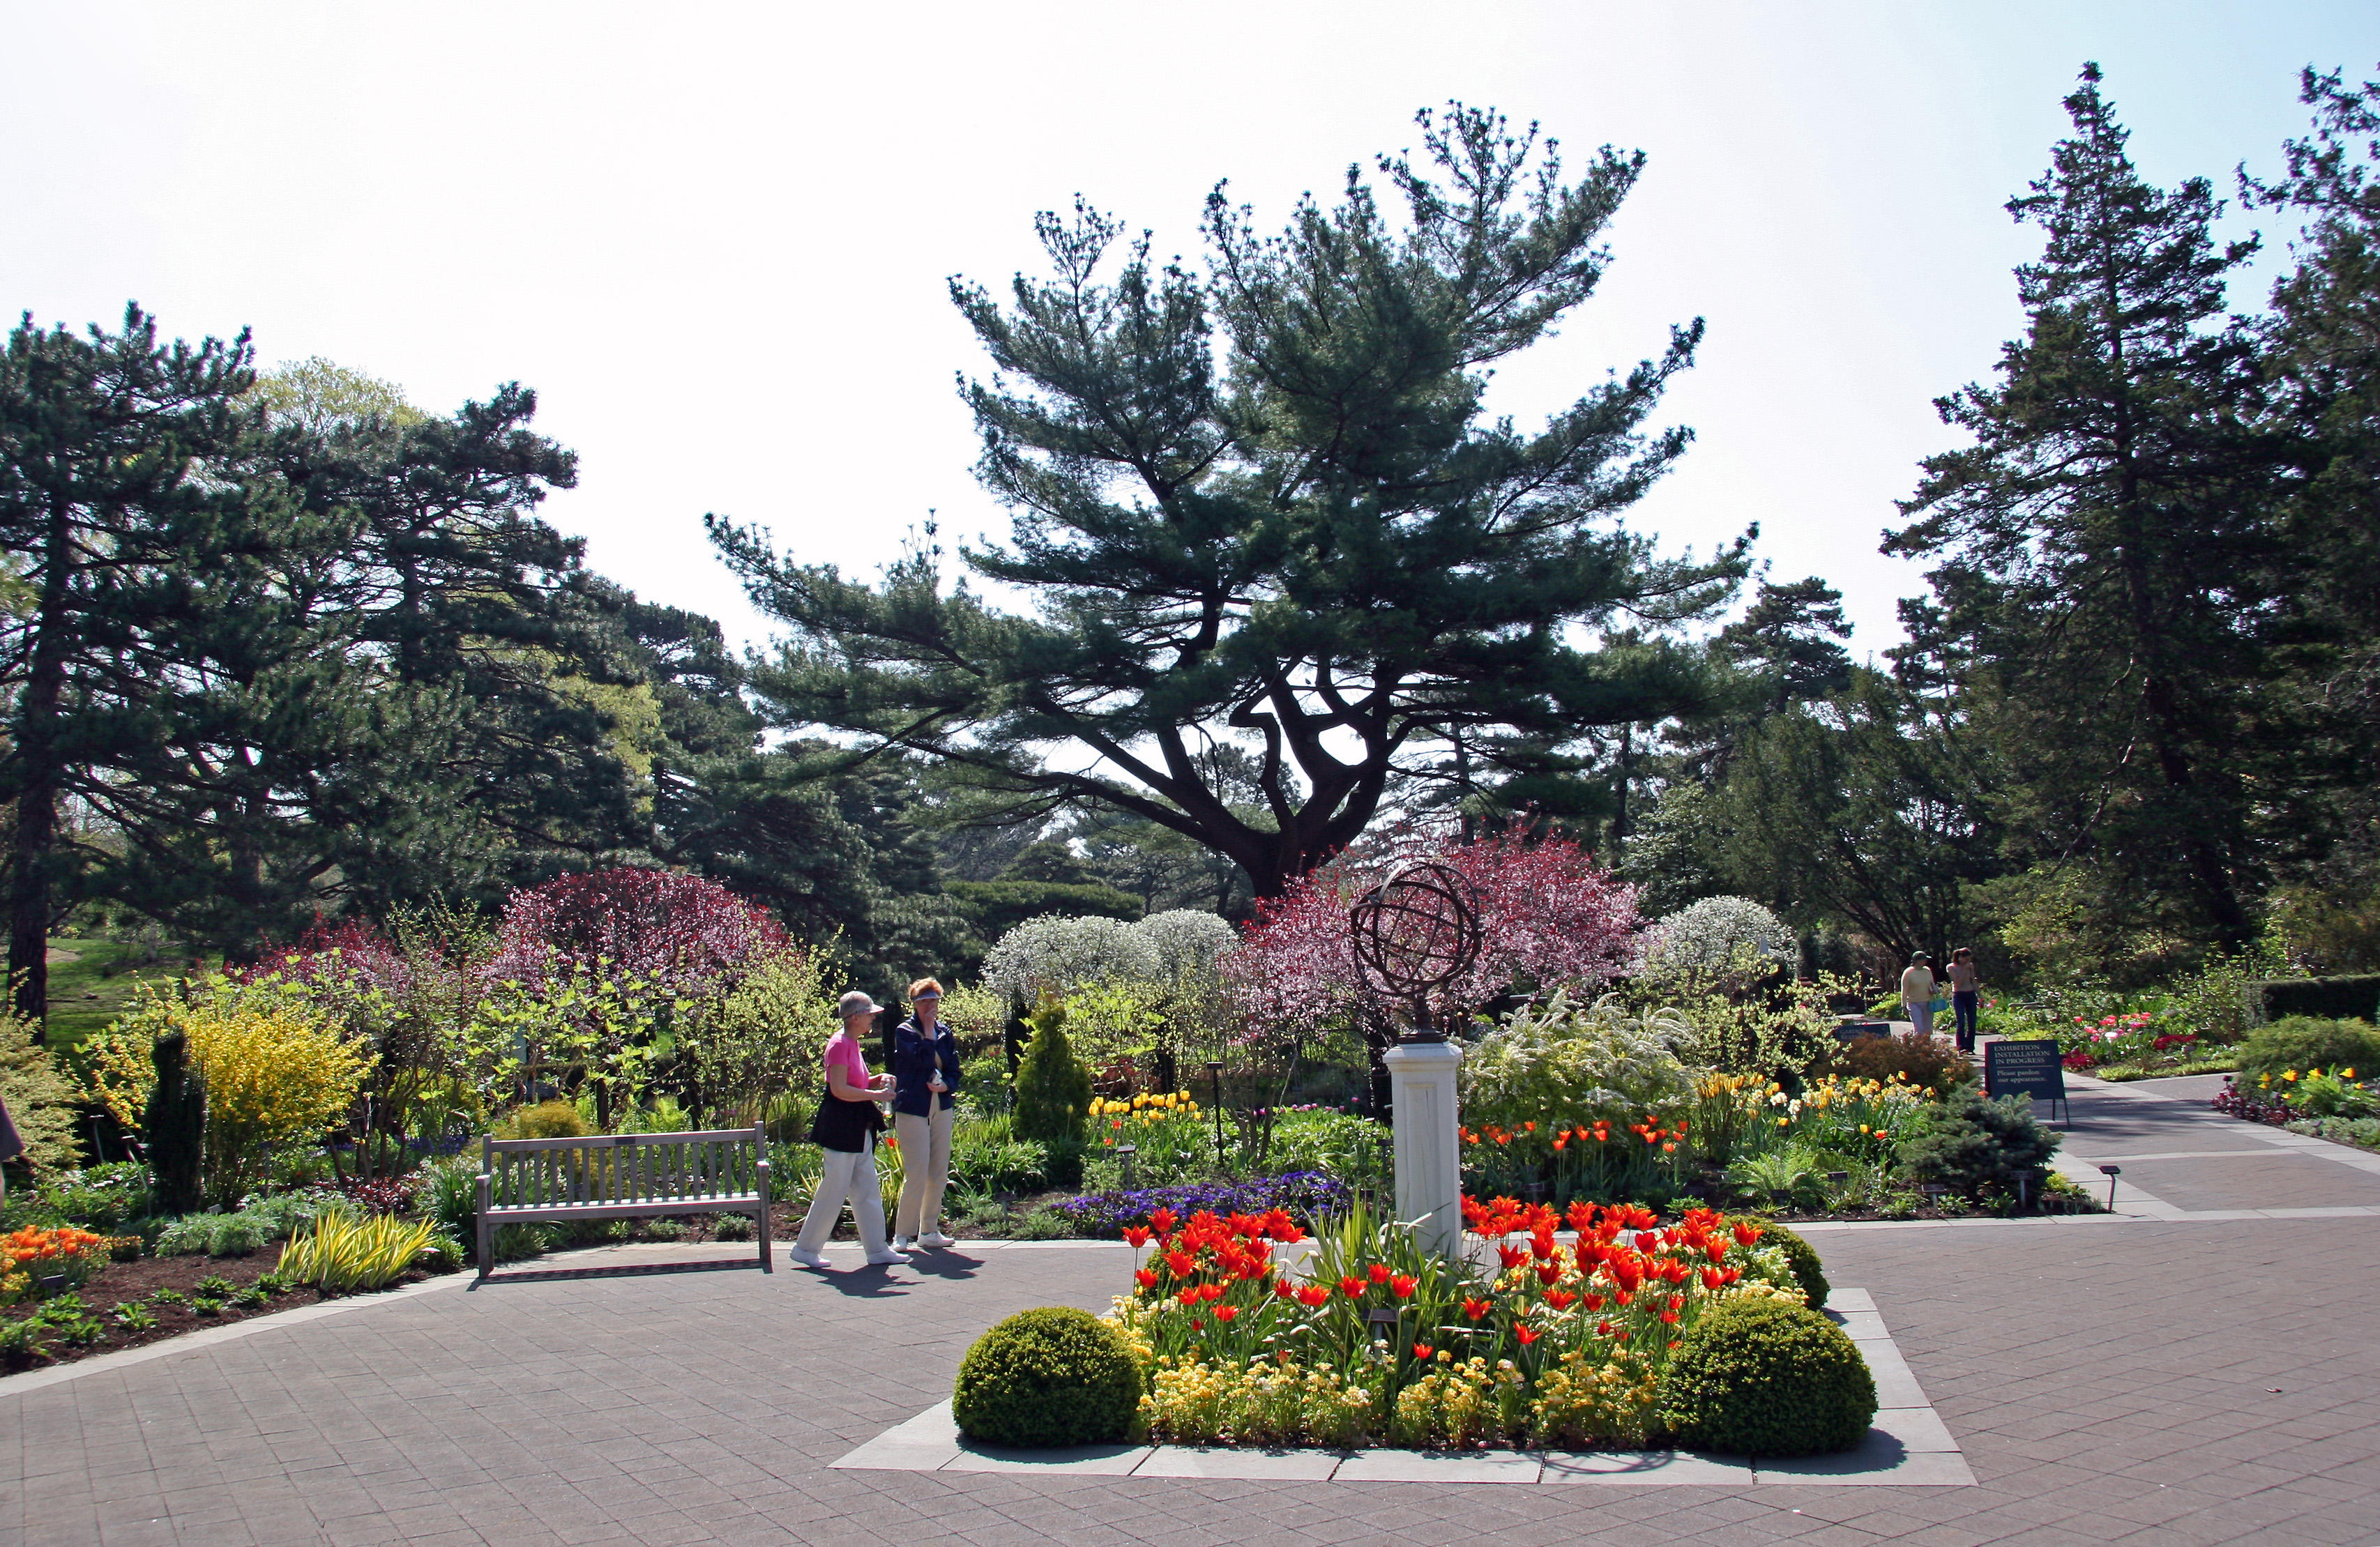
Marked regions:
[953,1306,1141,1447]
[1754,1220,1828,1309]
[1660,1295,1876,1456]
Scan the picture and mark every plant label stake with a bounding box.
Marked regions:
[2099,1164,2120,1211]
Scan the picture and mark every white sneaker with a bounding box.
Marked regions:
[890,1235,919,1252]
[919,1230,955,1249]
[787,1246,831,1270]
[865,1249,906,1267]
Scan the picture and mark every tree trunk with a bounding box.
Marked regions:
[8,496,75,1034]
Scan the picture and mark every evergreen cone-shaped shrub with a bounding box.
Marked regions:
[1659,1296,1876,1456]
[1012,998,1092,1147]
[145,1030,206,1215]
[952,1306,1142,1447]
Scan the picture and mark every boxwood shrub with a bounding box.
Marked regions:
[1660,1295,1875,1456]
[952,1306,1141,1447]
[1750,1220,1828,1309]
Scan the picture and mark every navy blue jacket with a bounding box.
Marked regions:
[891,1016,961,1117]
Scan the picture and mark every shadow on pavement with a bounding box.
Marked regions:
[467,1257,766,1288]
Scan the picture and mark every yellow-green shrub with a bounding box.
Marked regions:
[84,982,373,1207]
[277,1211,434,1293]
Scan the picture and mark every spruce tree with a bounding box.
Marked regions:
[1885,66,2291,957]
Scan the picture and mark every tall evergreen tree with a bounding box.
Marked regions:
[0,307,264,1023]
[2243,66,2380,966]
[1885,65,2291,957]
[711,105,1745,897]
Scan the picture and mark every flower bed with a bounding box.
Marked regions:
[1052,1171,1351,1237]
[1068,1194,1869,1453]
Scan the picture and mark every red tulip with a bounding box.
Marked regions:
[1135,1269,1159,1290]
[1462,1296,1491,1322]
[1515,1325,1541,1346]
[1368,1262,1391,1284]
[1413,1343,1434,1360]
[1123,1226,1152,1249]
[1151,1207,1179,1236]
[1545,1289,1577,1311]
[1390,1274,1417,1300]
[1215,1306,1239,1324]
[1340,1275,1364,1299]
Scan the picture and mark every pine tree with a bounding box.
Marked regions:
[1885,66,2292,958]
[0,306,262,1023]
[713,105,1745,897]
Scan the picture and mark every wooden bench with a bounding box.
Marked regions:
[476,1125,772,1278]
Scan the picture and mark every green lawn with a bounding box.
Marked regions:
[40,936,189,1048]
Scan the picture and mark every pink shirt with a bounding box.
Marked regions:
[825,1032,871,1095]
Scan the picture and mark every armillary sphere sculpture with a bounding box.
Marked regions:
[1349,859,1483,1042]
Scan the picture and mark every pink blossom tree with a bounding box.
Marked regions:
[1223,828,1641,1106]
[483,868,787,1126]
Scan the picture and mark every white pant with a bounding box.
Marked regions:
[893,1104,955,1238]
[795,1139,888,1255]
[1910,1003,1936,1037]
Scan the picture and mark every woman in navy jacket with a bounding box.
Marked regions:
[888,978,961,1251]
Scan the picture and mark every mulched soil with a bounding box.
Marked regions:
[0,1246,443,1375]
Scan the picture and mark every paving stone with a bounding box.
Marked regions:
[1133,1447,1347,1480]
[1330,1449,1542,1484]
[1538,1449,1754,1484]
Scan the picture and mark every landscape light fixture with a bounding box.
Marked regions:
[1206,1060,1226,1171]
[2098,1164,2121,1210]
[1116,1143,1137,1191]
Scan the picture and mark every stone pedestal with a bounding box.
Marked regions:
[1381,1037,1463,1261]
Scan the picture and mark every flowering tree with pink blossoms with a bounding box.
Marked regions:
[243,915,499,1179]
[1223,828,1642,1105]
[483,868,787,1126]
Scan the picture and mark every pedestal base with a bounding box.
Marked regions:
[1381,1038,1463,1261]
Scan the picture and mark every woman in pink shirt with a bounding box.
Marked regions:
[789,991,904,1270]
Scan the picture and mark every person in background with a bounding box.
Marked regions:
[1945,947,1983,1053]
[1900,952,1937,1038]
[889,978,960,1251]
[789,990,904,1271]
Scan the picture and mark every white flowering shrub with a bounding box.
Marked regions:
[1637,897,1795,998]
[982,915,1162,1005]
[1132,910,1236,983]
[1458,988,1699,1129]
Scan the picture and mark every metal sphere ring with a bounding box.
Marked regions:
[1349,859,1483,1001]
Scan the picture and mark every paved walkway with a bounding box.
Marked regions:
[4,1080,2377,1546]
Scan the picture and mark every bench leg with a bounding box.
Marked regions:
[755,1202,772,1272]
[476,1176,492,1281]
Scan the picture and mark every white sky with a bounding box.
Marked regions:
[9,1,2378,664]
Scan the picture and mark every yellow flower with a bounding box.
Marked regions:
[2284,1069,2299,1083]
[2344,1068,2357,1081]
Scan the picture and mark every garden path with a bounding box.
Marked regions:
[3,1201,2377,1546]
[2047,1073,2380,1217]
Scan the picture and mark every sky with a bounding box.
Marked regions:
[8,1,2379,665]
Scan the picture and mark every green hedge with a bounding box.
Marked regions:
[2235,1017,2380,1083]
[952,1306,1141,1447]
[2244,976,2380,1028]
[1660,1296,1876,1456]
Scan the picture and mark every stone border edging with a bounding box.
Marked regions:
[830,1286,1976,1486]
